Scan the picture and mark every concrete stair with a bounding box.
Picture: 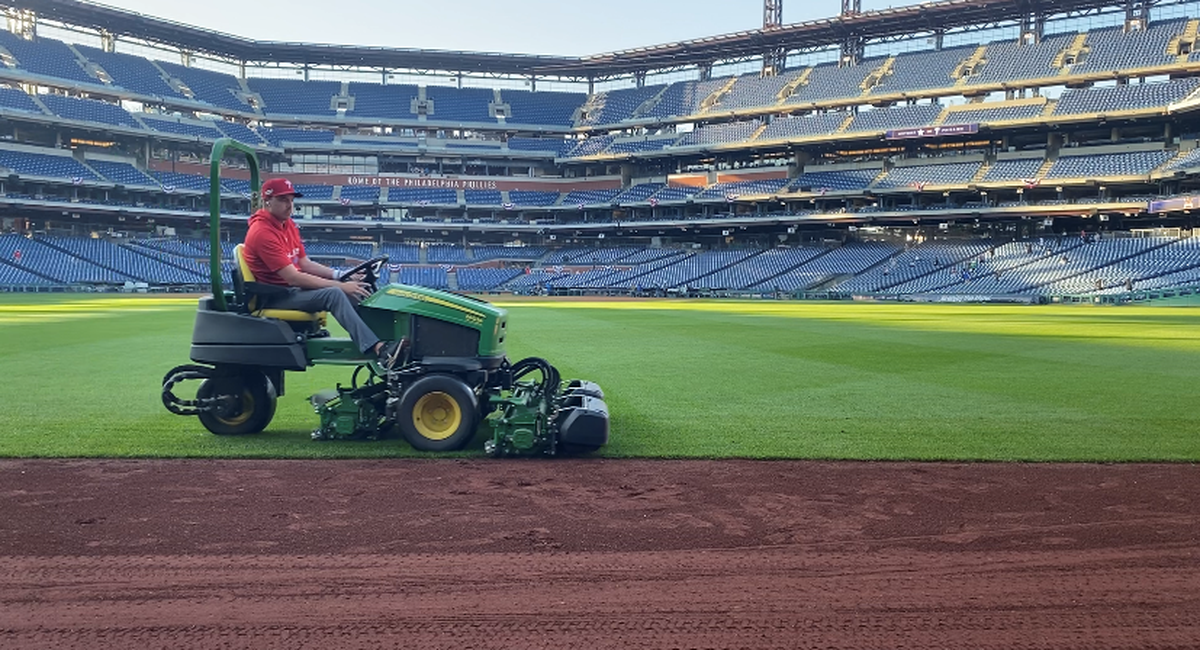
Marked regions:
[65,43,112,86]
[953,46,988,86]
[971,162,993,184]
[834,112,856,134]
[777,68,811,103]
[1034,157,1057,179]
[631,85,672,119]
[748,121,769,141]
[1169,19,1199,62]
[700,76,739,113]
[1054,33,1090,73]
[860,57,895,95]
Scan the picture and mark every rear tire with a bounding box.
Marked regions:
[396,375,478,452]
[197,372,276,435]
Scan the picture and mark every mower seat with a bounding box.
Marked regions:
[233,244,328,327]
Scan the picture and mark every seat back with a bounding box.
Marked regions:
[232,244,259,312]
[232,243,326,329]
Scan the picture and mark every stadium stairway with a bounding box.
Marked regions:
[931,106,951,127]
[123,243,211,280]
[860,57,895,96]
[631,86,671,119]
[1034,156,1057,179]
[834,112,856,134]
[1054,33,1090,72]
[952,46,988,86]
[236,78,264,116]
[34,237,140,282]
[869,244,992,292]
[1023,237,1181,293]
[970,159,994,184]
[748,248,839,290]
[778,69,811,102]
[700,77,739,113]
[825,247,906,291]
[0,257,59,283]
[65,43,112,85]
[447,270,458,291]
[147,59,193,100]
[25,92,52,116]
[918,239,1092,293]
[1170,20,1200,62]
[574,93,603,126]
[687,248,769,287]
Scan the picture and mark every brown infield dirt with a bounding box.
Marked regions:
[1,459,1199,649]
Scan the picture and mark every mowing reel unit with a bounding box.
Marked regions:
[303,357,610,457]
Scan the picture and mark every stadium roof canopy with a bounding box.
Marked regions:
[2,0,1127,78]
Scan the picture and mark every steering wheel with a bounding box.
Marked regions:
[337,255,390,291]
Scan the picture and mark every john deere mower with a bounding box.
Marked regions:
[161,139,608,456]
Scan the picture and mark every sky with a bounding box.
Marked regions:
[92,0,899,57]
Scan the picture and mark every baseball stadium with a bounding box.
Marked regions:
[1,0,1199,646]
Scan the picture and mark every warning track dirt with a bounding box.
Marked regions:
[1,459,1198,649]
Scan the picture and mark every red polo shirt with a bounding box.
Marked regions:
[243,209,306,286]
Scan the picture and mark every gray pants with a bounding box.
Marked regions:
[262,287,381,354]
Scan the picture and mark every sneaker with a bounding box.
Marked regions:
[377,337,410,369]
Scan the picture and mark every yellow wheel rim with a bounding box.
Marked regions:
[217,390,254,427]
[412,391,462,440]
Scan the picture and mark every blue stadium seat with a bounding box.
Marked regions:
[155,60,248,112]
[424,85,495,123]
[576,85,665,126]
[87,159,157,186]
[75,45,186,99]
[141,116,224,139]
[844,104,942,133]
[347,82,419,119]
[1054,78,1200,115]
[248,77,340,117]
[500,89,585,126]
[0,85,44,113]
[38,94,140,128]
[759,112,849,141]
[712,70,804,112]
[675,121,761,147]
[0,31,97,85]
[967,34,1074,85]
[0,149,101,181]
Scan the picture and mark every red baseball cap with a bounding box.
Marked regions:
[262,178,303,199]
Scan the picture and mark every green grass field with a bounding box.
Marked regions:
[1,294,1197,461]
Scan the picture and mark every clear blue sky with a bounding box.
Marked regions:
[94,0,900,57]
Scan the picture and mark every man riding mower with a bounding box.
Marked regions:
[161,139,609,457]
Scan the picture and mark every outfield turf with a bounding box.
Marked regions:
[1,293,1197,461]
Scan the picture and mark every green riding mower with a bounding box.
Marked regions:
[161,139,608,457]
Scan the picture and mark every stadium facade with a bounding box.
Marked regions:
[0,0,1199,298]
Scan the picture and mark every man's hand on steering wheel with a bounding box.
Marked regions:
[337,255,389,293]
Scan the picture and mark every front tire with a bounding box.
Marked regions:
[197,373,277,435]
[396,375,479,452]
